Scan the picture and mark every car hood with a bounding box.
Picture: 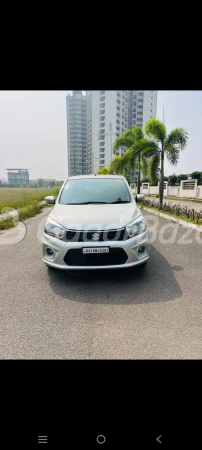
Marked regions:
[49,203,142,230]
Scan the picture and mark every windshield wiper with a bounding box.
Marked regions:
[112,200,130,204]
[64,201,130,205]
[65,202,109,205]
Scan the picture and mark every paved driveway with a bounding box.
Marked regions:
[1,208,202,359]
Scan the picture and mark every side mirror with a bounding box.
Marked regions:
[45,196,55,204]
[136,194,144,202]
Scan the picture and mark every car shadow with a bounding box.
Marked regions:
[47,245,183,305]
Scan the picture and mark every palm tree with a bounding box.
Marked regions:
[108,151,131,177]
[144,118,188,208]
[113,126,150,194]
[97,167,109,174]
[108,156,123,175]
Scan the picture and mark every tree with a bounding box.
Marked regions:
[108,156,122,174]
[191,171,201,184]
[54,181,63,187]
[169,174,178,186]
[144,119,188,208]
[108,151,131,178]
[113,126,149,194]
[97,167,109,174]
[177,174,188,182]
[37,178,44,187]
[147,154,160,185]
[30,181,39,188]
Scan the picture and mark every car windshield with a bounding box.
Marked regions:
[59,178,132,205]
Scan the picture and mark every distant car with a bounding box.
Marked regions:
[42,175,149,270]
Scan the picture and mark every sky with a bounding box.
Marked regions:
[0,90,201,180]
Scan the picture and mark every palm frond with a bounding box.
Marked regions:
[129,142,141,158]
[141,157,148,178]
[148,154,160,185]
[138,139,159,157]
[131,126,144,141]
[121,150,133,171]
[165,145,180,166]
[123,129,135,139]
[165,128,189,150]
[113,126,144,155]
[108,156,122,174]
[145,118,166,144]
[113,136,134,154]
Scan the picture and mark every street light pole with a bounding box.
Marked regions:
[105,122,116,161]
[87,151,100,174]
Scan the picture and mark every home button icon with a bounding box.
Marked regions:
[96,434,106,444]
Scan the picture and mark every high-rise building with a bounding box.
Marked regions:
[66,90,157,177]
[127,90,157,181]
[128,90,157,130]
[66,91,87,176]
[86,91,128,174]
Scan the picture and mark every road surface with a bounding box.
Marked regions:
[1,208,202,359]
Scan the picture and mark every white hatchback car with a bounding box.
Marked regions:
[42,175,149,270]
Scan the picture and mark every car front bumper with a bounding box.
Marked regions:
[42,230,149,270]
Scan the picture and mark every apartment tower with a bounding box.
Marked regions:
[128,90,157,130]
[66,90,157,177]
[66,91,87,176]
[86,91,128,174]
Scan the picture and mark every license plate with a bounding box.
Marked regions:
[82,247,109,254]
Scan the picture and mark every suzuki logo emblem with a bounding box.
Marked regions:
[92,232,100,241]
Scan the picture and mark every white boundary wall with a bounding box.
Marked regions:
[131,180,202,199]
[149,186,158,195]
[158,181,168,195]
[167,186,180,196]
[197,186,202,198]
[180,179,197,198]
[141,182,150,195]
[130,183,136,194]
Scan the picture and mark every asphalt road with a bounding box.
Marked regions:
[1,208,202,359]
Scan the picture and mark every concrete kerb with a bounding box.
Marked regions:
[0,200,46,221]
[142,206,202,234]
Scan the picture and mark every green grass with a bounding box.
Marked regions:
[0,187,60,210]
[0,218,16,230]
[0,187,60,230]
[141,204,202,226]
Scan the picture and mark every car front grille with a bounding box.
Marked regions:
[64,248,128,266]
[66,228,127,242]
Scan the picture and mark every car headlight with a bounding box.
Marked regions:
[44,217,65,240]
[126,215,147,238]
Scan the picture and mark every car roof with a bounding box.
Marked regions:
[68,175,126,180]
